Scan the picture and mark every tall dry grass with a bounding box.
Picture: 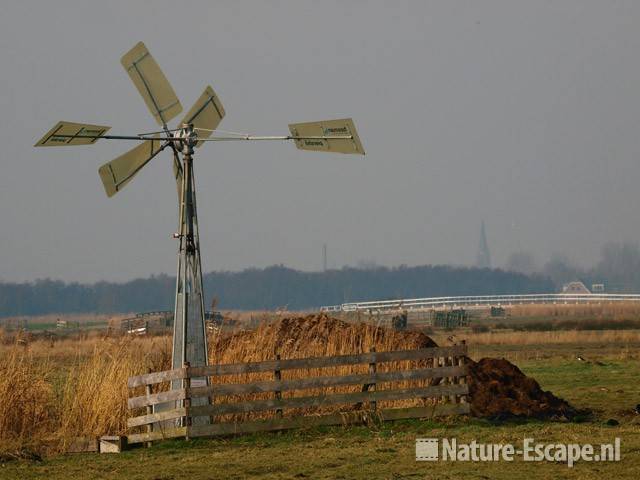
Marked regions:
[435,328,640,346]
[0,335,171,453]
[508,302,640,320]
[0,345,56,451]
[57,336,170,446]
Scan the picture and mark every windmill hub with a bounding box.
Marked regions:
[176,123,197,155]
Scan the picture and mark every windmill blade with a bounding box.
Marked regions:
[181,86,225,147]
[98,139,164,197]
[35,121,110,147]
[288,118,365,155]
[121,42,182,127]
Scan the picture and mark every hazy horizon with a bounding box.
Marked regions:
[3,1,640,283]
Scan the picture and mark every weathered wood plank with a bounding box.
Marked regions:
[127,346,467,388]
[128,365,467,409]
[188,345,467,377]
[126,426,187,445]
[189,384,468,416]
[186,403,470,438]
[128,388,186,409]
[128,367,187,388]
[379,402,470,421]
[127,407,187,428]
[183,365,467,400]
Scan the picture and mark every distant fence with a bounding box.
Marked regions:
[320,293,640,313]
[119,310,225,335]
[126,344,469,444]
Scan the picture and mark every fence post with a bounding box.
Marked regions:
[368,347,377,411]
[145,368,153,448]
[183,362,191,440]
[440,357,448,404]
[448,355,456,403]
[274,354,283,419]
[458,341,467,404]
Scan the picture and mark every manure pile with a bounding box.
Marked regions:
[210,314,575,419]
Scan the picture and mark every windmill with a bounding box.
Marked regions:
[35,42,365,413]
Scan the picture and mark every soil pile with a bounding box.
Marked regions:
[210,313,437,363]
[467,358,577,419]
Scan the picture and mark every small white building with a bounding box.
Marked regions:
[562,281,591,294]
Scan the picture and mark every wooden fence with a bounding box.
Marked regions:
[126,344,469,445]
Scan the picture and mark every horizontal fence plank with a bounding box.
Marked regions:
[189,345,467,377]
[183,365,467,400]
[186,403,470,438]
[128,388,187,409]
[190,384,468,417]
[128,367,187,388]
[379,403,470,421]
[127,407,186,428]
[126,426,187,445]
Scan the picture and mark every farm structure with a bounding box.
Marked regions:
[116,311,227,336]
[340,309,470,330]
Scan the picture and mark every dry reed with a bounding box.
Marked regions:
[508,302,640,320]
[437,329,640,346]
[0,344,56,451]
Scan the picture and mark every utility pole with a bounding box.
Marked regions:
[323,243,327,272]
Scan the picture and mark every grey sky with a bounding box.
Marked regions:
[2,1,640,282]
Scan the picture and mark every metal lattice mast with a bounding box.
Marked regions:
[172,125,208,381]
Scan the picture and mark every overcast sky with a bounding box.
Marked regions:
[2,1,640,282]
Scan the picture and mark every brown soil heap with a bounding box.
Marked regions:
[210,313,438,363]
[210,314,575,419]
[467,358,576,419]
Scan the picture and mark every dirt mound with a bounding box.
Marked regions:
[210,313,437,363]
[467,358,577,419]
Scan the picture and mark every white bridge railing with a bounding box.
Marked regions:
[320,293,640,313]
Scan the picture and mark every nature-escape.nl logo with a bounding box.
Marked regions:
[416,437,621,468]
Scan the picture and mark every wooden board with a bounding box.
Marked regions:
[127,407,186,428]
[204,364,466,397]
[190,345,467,377]
[128,388,186,409]
[185,403,470,438]
[128,367,187,388]
[128,346,467,387]
[189,384,468,416]
[126,426,187,445]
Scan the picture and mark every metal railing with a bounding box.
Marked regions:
[320,293,640,313]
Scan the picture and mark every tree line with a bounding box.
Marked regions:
[0,264,553,318]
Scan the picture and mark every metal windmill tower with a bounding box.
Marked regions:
[35,41,365,403]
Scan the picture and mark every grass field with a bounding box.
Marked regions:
[2,306,640,479]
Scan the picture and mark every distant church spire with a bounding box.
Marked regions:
[476,220,491,269]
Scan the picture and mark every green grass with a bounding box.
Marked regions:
[3,356,639,479]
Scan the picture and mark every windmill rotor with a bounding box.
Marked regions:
[35,41,365,423]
